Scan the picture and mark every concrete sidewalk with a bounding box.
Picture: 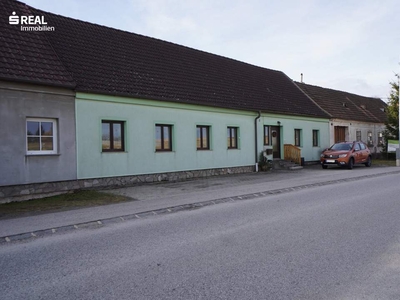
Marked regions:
[1,165,400,240]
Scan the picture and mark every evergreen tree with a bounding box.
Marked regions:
[383,74,399,149]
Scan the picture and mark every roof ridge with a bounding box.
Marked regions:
[30,5,282,76]
[295,81,387,123]
[2,0,329,118]
[295,81,382,101]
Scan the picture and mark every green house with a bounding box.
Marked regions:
[0,0,330,201]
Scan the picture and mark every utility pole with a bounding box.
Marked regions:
[397,59,400,167]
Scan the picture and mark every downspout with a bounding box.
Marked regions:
[374,124,376,155]
[254,111,261,172]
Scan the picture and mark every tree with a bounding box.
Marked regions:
[383,74,399,151]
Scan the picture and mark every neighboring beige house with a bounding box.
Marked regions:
[296,82,387,156]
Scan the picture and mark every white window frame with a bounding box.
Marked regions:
[26,118,58,155]
[378,132,383,145]
[367,131,374,146]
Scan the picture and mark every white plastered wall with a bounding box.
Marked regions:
[329,119,385,154]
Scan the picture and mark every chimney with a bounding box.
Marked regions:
[300,73,304,83]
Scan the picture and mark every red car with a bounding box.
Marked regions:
[320,141,372,169]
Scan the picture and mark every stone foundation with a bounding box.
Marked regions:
[0,165,255,203]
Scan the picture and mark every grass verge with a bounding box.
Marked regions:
[0,190,133,220]
[373,159,396,167]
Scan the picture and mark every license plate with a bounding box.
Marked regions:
[326,159,335,163]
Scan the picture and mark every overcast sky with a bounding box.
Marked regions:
[21,0,400,100]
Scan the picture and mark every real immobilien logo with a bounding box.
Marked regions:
[9,11,55,31]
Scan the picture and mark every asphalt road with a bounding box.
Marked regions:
[1,173,400,299]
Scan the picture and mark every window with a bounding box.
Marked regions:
[356,131,361,142]
[312,130,319,147]
[102,120,125,152]
[378,132,383,145]
[294,129,301,147]
[26,118,57,155]
[227,127,238,149]
[197,125,210,150]
[367,131,373,146]
[156,124,172,151]
[264,126,270,145]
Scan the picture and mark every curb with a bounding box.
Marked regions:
[1,170,399,245]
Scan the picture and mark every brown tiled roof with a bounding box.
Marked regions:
[0,0,75,88]
[18,4,326,118]
[295,82,387,123]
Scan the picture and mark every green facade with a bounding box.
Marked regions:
[76,93,330,179]
[258,113,329,161]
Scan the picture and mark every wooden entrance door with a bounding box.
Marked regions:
[271,126,281,158]
[334,126,346,143]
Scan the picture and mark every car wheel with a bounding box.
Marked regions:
[347,158,354,170]
[365,156,372,167]
[322,165,328,169]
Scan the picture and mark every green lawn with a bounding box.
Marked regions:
[373,159,396,167]
[0,190,132,220]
